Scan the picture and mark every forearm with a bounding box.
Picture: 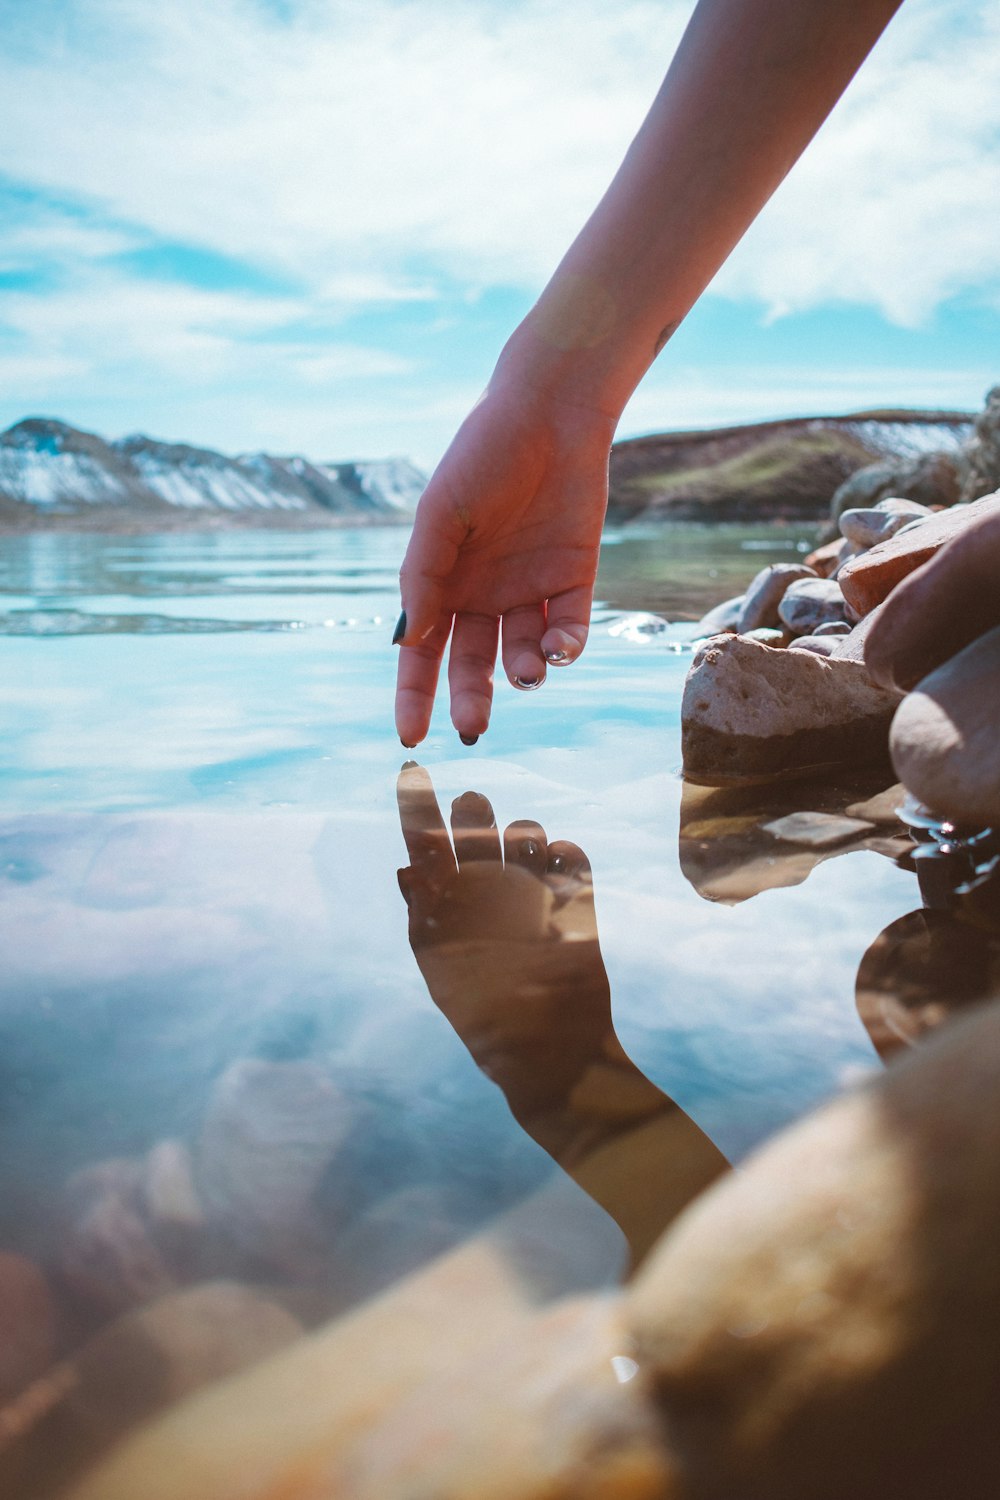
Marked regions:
[500,0,904,419]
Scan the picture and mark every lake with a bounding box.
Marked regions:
[0,523,948,1494]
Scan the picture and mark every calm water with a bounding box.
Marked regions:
[1,523,984,1494]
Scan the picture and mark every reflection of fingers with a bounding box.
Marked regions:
[451,790,502,865]
[865,515,1000,691]
[541,585,591,666]
[448,612,500,740]
[396,763,456,878]
[395,618,452,747]
[546,840,592,881]
[503,818,548,875]
[501,605,547,691]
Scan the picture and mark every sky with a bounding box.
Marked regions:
[0,0,998,470]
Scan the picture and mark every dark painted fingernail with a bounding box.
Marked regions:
[400,738,416,749]
[459,733,479,746]
[520,837,540,859]
[515,675,543,690]
[400,759,418,770]
[549,853,567,872]
[545,648,569,664]
[392,610,407,645]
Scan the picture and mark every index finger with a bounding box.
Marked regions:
[396,762,455,876]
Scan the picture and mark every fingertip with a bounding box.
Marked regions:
[541,626,586,666]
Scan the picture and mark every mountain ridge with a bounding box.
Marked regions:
[0,408,977,530]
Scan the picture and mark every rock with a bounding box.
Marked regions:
[889,624,1000,829]
[804,537,851,578]
[787,635,837,656]
[831,450,961,523]
[742,627,788,646]
[762,810,874,848]
[626,1002,1000,1500]
[2,1283,302,1498]
[693,594,743,636]
[681,634,902,784]
[838,490,1000,618]
[197,1059,355,1278]
[60,1171,177,1315]
[813,620,851,637]
[959,384,1000,502]
[0,1252,56,1400]
[68,1004,1000,1500]
[860,498,1000,693]
[829,459,899,522]
[839,498,932,550]
[736,564,816,633]
[776,577,851,635]
[855,908,1000,1063]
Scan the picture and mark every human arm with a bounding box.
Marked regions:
[395,0,905,747]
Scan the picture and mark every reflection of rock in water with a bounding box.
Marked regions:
[679,773,912,904]
[857,908,1000,1061]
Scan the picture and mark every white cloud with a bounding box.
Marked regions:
[1,0,997,321]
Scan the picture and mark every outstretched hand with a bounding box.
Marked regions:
[394,375,615,747]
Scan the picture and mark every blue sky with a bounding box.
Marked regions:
[0,0,997,469]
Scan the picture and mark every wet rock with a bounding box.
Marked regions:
[679,774,906,903]
[889,624,1000,829]
[0,1252,56,1400]
[762,811,874,848]
[856,908,1000,1063]
[839,498,932,550]
[742,626,788,646]
[838,490,1000,618]
[3,1283,302,1498]
[681,635,902,784]
[626,1002,1000,1500]
[693,594,743,636]
[736,564,816,633]
[776,577,851,636]
[197,1059,355,1277]
[787,635,837,657]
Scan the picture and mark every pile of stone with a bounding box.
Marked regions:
[682,484,1000,831]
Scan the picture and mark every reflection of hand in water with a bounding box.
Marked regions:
[396,764,728,1267]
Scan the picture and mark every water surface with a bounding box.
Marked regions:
[0,523,961,1494]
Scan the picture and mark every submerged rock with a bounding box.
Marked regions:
[736,563,816,633]
[838,490,1000,617]
[681,634,901,784]
[0,1252,56,1400]
[197,1059,355,1278]
[889,624,1000,828]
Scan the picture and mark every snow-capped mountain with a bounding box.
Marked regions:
[0,418,426,521]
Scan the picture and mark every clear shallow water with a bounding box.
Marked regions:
[0,523,964,1494]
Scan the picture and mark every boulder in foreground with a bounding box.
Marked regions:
[681,634,901,784]
[890,624,1000,829]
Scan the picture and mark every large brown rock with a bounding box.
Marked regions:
[863,500,1000,693]
[889,624,1000,828]
[681,634,901,784]
[838,490,1000,617]
[626,1002,1000,1500]
[66,1005,1000,1500]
